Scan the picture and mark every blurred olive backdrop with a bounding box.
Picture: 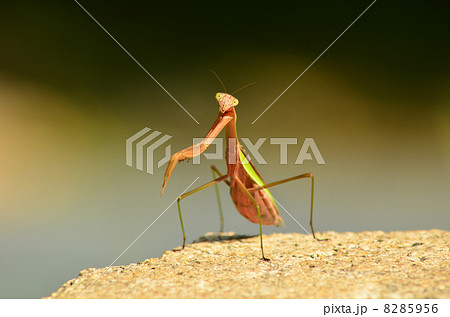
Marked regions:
[1,1,449,298]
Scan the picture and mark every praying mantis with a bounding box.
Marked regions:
[160,73,318,261]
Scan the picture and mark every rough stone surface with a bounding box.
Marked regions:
[47,230,449,299]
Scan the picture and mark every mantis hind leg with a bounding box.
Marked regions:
[233,176,270,262]
[176,175,229,250]
[249,173,325,241]
[211,165,230,232]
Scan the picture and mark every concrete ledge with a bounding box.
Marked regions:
[47,230,449,298]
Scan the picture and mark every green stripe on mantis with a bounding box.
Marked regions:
[239,149,278,208]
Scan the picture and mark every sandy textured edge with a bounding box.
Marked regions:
[47,230,449,299]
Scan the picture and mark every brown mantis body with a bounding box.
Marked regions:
[161,84,317,261]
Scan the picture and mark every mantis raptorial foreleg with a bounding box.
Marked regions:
[161,115,233,196]
[176,175,229,249]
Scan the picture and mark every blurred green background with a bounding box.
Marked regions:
[0,1,449,298]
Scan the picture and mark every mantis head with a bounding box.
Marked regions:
[216,92,239,113]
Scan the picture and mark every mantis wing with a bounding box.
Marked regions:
[238,147,281,219]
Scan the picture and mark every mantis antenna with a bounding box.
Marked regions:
[232,82,256,95]
[209,69,227,93]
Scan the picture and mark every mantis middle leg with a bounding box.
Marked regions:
[176,175,229,249]
[211,165,229,232]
